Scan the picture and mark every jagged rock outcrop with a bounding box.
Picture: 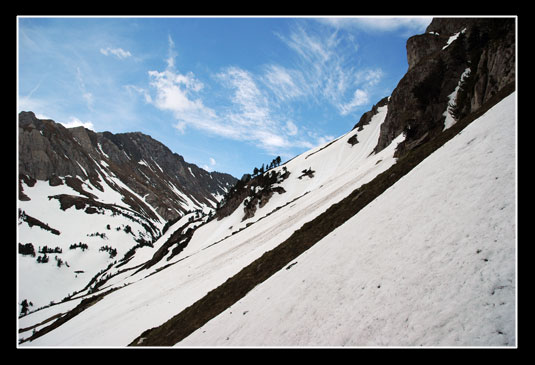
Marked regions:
[18,112,237,222]
[373,17,515,157]
[352,96,389,131]
[215,167,290,222]
[406,33,446,71]
[349,96,389,146]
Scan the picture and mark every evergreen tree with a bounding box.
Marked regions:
[18,243,36,257]
[37,253,49,263]
[20,299,30,316]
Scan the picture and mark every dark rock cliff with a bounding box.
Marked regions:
[373,17,515,157]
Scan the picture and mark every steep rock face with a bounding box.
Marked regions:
[428,18,515,113]
[425,17,473,38]
[18,112,236,222]
[19,113,88,180]
[470,30,515,111]
[406,33,446,71]
[374,17,515,157]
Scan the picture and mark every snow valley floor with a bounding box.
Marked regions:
[177,92,517,347]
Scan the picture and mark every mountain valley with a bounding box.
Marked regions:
[17,17,517,347]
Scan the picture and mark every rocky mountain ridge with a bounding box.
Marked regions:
[18,17,516,347]
[374,17,515,157]
[18,113,236,310]
[18,111,236,222]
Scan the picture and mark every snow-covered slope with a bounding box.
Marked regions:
[18,173,163,310]
[18,17,516,348]
[19,100,407,346]
[18,91,516,347]
[177,92,516,347]
[17,115,236,312]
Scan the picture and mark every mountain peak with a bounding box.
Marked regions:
[18,17,516,348]
[18,112,237,221]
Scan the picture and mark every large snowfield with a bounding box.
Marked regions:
[18,92,516,347]
[17,161,167,309]
[178,92,517,347]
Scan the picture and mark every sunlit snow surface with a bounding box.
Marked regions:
[20,93,516,347]
[17,175,162,309]
[177,93,516,347]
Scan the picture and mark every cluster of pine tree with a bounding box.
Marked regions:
[70,242,89,251]
[39,245,62,254]
[54,255,68,268]
[32,245,63,264]
[18,243,36,257]
[217,156,285,213]
[252,156,282,176]
[87,232,108,239]
[36,254,49,263]
[99,245,117,258]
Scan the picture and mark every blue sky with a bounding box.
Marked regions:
[17,16,432,178]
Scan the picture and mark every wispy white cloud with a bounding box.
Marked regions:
[59,116,95,130]
[203,157,217,172]
[306,129,336,148]
[215,66,321,153]
[148,67,225,138]
[216,67,270,128]
[147,57,313,154]
[18,77,48,114]
[316,17,432,35]
[275,24,335,101]
[125,85,152,103]
[82,92,94,107]
[149,69,205,113]
[282,25,332,65]
[147,35,209,129]
[316,135,336,146]
[166,35,177,69]
[146,27,386,157]
[147,39,248,141]
[100,47,132,59]
[75,67,94,110]
[261,64,305,102]
[285,120,298,136]
[339,89,369,115]
[274,22,384,116]
[354,68,384,88]
[25,76,45,100]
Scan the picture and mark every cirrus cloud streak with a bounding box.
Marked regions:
[145,24,389,157]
